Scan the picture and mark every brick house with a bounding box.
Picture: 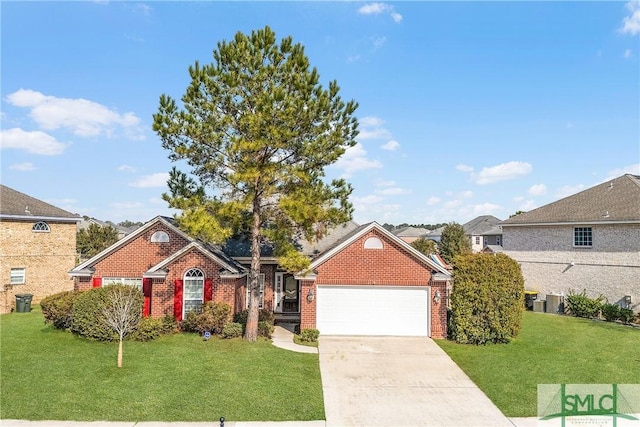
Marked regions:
[500,174,640,312]
[69,216,452,337]
[0,185,81,313]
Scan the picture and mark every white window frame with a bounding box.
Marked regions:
[10,268,26,285]
[102,277,143,291]
[574,227,593,247]
[32,221,50,232]
[183,268,204,318]
[150,231,170,243]
[246,273,265,309]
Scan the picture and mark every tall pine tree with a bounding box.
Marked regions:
[153,27,359,341]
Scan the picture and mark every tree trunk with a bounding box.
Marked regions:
[244,197,262,342]
[117,337,123,368]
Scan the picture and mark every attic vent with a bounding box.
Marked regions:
[364,237,383,249]
[603,211,610,218]
[151,231,170,243]
[609,182,614,189]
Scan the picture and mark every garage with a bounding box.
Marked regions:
[316,285,431,336]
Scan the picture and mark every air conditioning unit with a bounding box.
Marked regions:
[546,293,564,314]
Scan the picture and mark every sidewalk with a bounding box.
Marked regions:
[270,323,317,354]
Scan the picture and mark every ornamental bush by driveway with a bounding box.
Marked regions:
[449,253,524,344]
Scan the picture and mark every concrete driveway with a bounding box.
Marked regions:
[318,336,514,427]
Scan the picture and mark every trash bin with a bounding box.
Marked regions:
[15,294,33,313]
[533,300,546,313]
[524,290,538,310]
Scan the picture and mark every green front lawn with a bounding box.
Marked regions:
[0,306,324,422]
[437,311,640,417]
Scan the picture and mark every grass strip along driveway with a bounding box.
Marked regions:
[437,311,640,417]
[0,307,324,422]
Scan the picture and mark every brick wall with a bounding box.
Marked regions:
[0,220,77,313]
[300,229,449,338]
[503,224,640,312]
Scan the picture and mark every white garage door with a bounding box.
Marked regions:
[316,285,430,336]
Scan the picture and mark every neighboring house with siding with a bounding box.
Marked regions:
[0,185,81,313]
[69,216,452,338]
[501,174,640,312]
[463,215,502,252]
[392,226,430,243]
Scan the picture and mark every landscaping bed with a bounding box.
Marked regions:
[437,310,640,417]
[0,306,324,422]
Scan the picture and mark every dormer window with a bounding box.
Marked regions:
[151,231,170,243]
[364,237,383,249]
[32,222,50,232]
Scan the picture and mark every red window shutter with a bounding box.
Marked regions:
[142,278,152,317]
[174,279,184,321]
[92,277,102,288]
[204,278,213,302]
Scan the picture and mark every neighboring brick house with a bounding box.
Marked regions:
[463,215,502,252]
[501,174,640,312]
[0,185,81,313]
[69,216,452,338]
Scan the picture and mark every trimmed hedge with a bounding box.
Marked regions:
[181,302,232,334]
[221,322,243,338]
[41,291,79,330]
[71,285,143,341]
[449,253,525,344]
[299,328,319,343]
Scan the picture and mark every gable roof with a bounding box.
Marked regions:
[501,174,640,226]
[70,216,245,276]
[0,185,80,222]
[305,222,451,276]
[463,215,502,235]
[392,226,430,238]
[481,225,503,236]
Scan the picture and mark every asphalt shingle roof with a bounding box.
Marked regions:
[501,174,640,225]
[0,185,80,220]
[463,215,502,235]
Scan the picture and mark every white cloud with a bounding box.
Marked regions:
[444,199,463,209]
[128,173,169,188]
[375,179,396,187]
[459,190,474,199]
[381,140,399,151]
[0,128,67,155]
[360,116,384,127]
[426,196,440,206]
[604,163,640,181]
[6,89,144,140]
[358,3,403,23]
[371,36,386,49]
[518,200,538,211]
[377,187,411,196]
[359,127,392,140]
[528,184,547,196]
[620,1,640,35]
[9,162,36,171]
[110,201,144,210]
[456,164,474,173]
[118,164,137,172]
[352,194,383,205]
[474,161,533,185]
[624,49,633,58]
[333,143,383,175]
[555,184,586,199]
[465,203,501,217]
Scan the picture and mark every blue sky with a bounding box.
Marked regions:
[2,1,639,226]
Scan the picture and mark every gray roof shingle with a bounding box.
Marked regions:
[0,185,80,221]
[463,215,502,235]
[501,174,640,225]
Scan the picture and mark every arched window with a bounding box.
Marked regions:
[150,231,170,243]
[364,237,383,249]
[183,268,204,317]
[32,222,50,232]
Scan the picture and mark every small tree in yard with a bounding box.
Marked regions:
[101,285,143,367]
[410,237,437,256]
[438,222,471,265]
[449,253,524,344]
[153,26,358,342]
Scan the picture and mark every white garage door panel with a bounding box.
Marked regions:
[316,286,430,336]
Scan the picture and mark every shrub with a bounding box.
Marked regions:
[71,285,143,341]
[565,289,604,318]
[258,320,274,338]
[601,303,621,322]
[221,322,243,339]
[41,291,79,330]
[131,317,165,341]
[619,308,635,324]
[299,328,319,342]
[233,308,274,325]
[180,302,232,334]
[448,253,524,344]
[162,315,179,334]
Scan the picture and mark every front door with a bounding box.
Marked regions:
[283,275,299,313]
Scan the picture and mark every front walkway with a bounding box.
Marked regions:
[271,323,317,353]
